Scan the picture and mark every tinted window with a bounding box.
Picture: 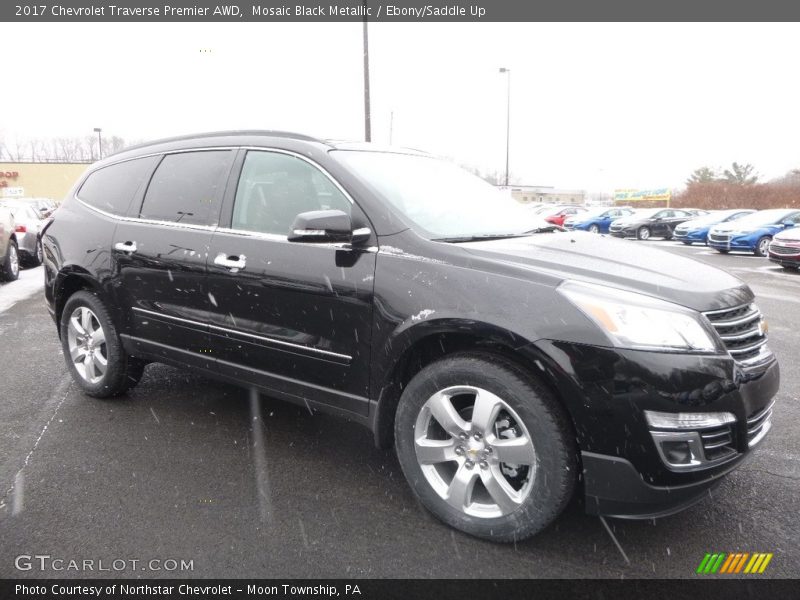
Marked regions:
[78,157,157,216]
[140,151,233,226]
[232,151,350,236]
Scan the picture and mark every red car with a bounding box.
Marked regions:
[768,227,800,270]
[542,205,587,227]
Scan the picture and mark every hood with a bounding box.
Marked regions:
[460,231,751,312]
[711,221,769,234]
[774,227,800,242]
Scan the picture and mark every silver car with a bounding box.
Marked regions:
[0,200,44,267]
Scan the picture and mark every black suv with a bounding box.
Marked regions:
[43,131,779,542]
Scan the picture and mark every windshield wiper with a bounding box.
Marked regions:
[432,233,533,243]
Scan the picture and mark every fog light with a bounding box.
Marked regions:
[644,410,736,430]
[661,441,693,465]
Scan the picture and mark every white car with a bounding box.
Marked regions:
[0,200,45,267]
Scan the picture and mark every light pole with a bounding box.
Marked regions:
[499,68,511,187]
[93,127,103,159]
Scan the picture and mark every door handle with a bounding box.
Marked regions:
[114,241,137,254]
[214,253,246,272]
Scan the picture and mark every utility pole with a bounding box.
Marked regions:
[499,68,511,187]
[362,2,371,142]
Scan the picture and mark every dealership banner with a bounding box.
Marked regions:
[614,188,673,203]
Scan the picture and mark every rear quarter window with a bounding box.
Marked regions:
[77,156,158,216]
[139,150,233,226]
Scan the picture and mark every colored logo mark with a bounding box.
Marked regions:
[696,552,773,574]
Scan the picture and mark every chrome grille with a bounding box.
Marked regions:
[700,424,736,461]
[703,303,768,364]
[768,243,800,256]
[747,403,773,447]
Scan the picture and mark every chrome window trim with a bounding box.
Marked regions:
[75,146,363,242]
[132,307,352,362]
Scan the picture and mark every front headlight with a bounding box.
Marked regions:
[558,281,718,352]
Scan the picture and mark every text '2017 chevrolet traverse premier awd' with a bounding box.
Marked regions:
[43,132,779,542]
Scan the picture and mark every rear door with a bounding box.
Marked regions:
[111,150,235,367]
[205,149,376,416]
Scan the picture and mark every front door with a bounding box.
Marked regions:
[112,149,235,367]
[206,149,376,416]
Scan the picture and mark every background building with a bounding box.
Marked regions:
[0,162,89,201]
[500,185,586,206]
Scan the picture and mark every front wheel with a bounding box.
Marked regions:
[754,236,771,258]
[637,226,651,240]
[60,291,144,398]
[588,224,600,234]
[394,353,576,542]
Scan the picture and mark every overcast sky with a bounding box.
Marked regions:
[2,22,799,192]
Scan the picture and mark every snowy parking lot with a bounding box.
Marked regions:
[0,243,798,578]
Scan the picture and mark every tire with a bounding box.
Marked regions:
[1,239,20,281]
[588,224,600,234]
[636,226,651,240]
[29,237,43,267]
[754,236,771,258]
[716,249,729,254]
[60,290,144,398]
[394,352,577,542]
[682,241,692,246]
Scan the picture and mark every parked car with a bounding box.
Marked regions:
[563,207,634,233]
[672,209,756,245]
[767,227,800,270]
[44,131,779,542]
[708,208,800,257]
[683,208,711,216]
[0,200,45,266]
[17,196,58,218]
[539,205,587,227]
[609,208,695,240]
[0,206,19,281]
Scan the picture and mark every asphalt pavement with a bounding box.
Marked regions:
[0,242,798,579]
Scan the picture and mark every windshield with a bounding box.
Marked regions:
[333,150,541,238]
[733,209,794,227]
[626,208,661,219]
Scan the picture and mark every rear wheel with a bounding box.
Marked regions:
[637,226,651,240]
[60,291,144,398]
[1,239,19,281]
[31,237,43,267]
[394,353,576,542]
[754,236,771,258]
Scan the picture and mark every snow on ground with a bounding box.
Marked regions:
[0,266,44,314]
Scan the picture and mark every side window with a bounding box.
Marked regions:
[231,151,351,236]
[139,151,233,226]
[78,156,157,216]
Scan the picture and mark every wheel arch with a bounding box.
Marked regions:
[53,269,113,338]
[370,319,576,450]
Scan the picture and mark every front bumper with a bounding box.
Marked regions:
[768,246,800,267]
[609,228,634,238]
[673,229,707,244]
[708,234,759,252]
[528,340,780,519]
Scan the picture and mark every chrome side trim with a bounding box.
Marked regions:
[77,198,219,232]
[131,307,351,361]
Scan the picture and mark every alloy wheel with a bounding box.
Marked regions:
[758,238,770,256]
[413,385,537,518]
[66,306,108,384]
[9,244,18,278]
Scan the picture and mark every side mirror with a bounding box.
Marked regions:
[782,221,795,228]
[288,210,370,244]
